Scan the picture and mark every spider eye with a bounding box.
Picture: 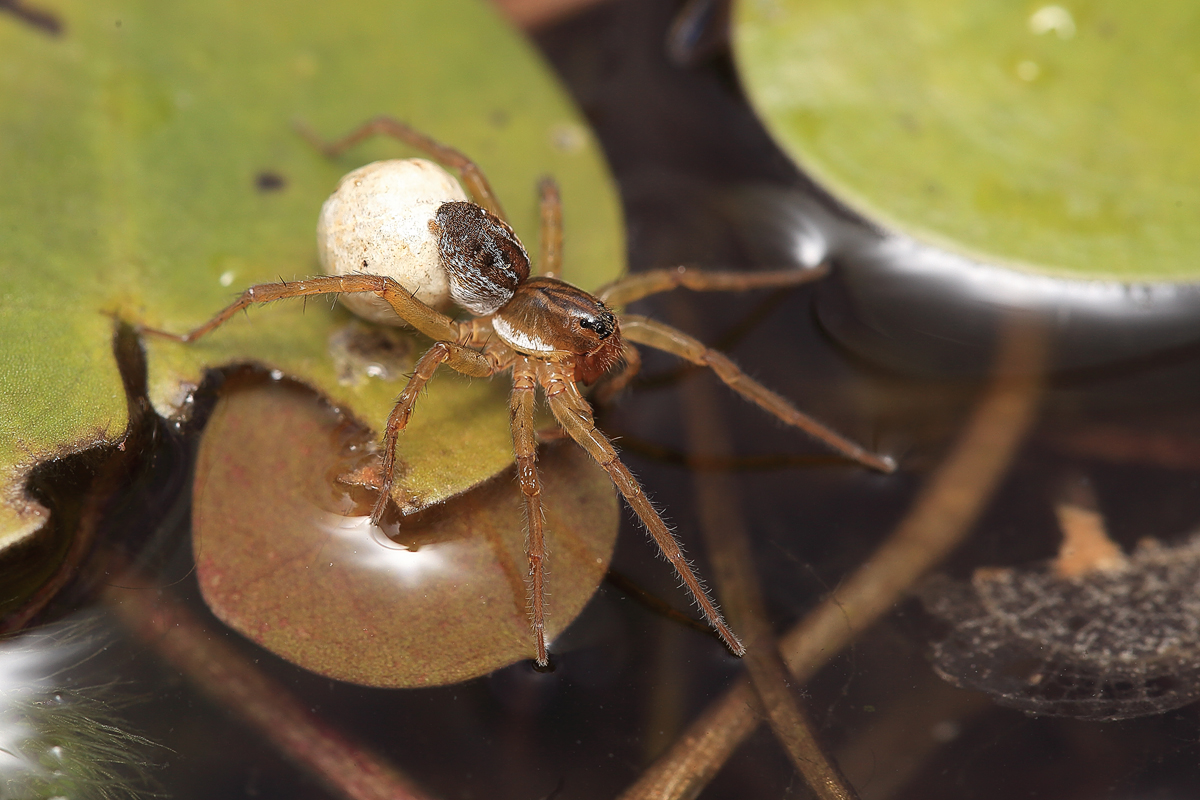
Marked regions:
[578,312,615,340]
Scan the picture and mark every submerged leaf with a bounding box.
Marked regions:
[923,534,1200,720]
[193,375,618,686]
[0,0,624,550]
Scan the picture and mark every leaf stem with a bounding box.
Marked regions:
[104,581,439,800]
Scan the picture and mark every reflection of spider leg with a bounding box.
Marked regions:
[372,341,497,525]
[536,177,562,279]
[621,315,894,473]
[591,340,642,407]
[542,360,746,658]
[139,274,461,345]
[297,115,506,220]
[597,264,829,307]
[510,357,550,666]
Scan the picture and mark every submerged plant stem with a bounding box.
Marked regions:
[620,318,1046,800]
[103,581,438,800]
[676,297,859,800]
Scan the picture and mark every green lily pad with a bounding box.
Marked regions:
[734,0,1200,281]
[0,1,624,552]
[194,375,618,686]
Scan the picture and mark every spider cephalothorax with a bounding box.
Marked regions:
[144,116,893,667]
[492,277,623,384]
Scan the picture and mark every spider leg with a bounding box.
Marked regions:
[138,274,461,345]
[621,315,895,473]
[536,177,563,279]
[541,361,746,657]
[596,264,829,307]
[296,116,506,220]
[510,358,550,666]
[372,341,497,524]
[590,340,642,407]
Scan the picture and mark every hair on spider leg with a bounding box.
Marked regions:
[142,117,894,668]
[632,284,802,393]
[530,653,558,674]
[603,568,724,642]
[535,775,567,800]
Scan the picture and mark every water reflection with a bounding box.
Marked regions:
[314,511,461,586]
[0,618,157,798]
[728,184,1200,374]
[0,631,48,783]
[1029,5,1076,39]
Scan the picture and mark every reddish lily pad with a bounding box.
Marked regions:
[193,374,618,686]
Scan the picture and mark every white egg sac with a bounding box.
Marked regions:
[317,159,467,324]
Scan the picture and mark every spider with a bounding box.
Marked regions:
[142,117,894,667]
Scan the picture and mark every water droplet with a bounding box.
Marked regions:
[549,122,587,154]
[1029,5,1076,39]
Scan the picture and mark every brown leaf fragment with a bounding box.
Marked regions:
[1052,502,1128,579]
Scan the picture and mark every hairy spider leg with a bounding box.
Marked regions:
[138,274,462,346]
[596,264,830,307]
[536,177,563,279]
[541,360,747,658]
[510,357,550,665]
[296,115,507,220]
[594,265,891,471]
[133,272,500,523]
[621,315,894,473]
[372,341,497,524]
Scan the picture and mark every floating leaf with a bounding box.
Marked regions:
[0,0,624,555]
[193,375,618,686]
[734,0,1200,281]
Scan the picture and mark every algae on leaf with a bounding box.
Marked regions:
[0,0,624,551]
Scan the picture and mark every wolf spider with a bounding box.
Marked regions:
[143,117,894,666]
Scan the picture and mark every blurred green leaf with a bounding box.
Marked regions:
[0,0,624,548]
[735,0,1200,280]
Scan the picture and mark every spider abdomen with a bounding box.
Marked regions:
[432,201,530,315]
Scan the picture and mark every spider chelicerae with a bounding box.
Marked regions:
[143,117,894,666]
